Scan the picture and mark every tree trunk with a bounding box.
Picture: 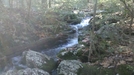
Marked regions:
[120,0,134,36]
[42,0,48,9]
[0,0,4,8]
[9,0,13,8]
[20,0,24,9]
[48,0,51,8]
[129,0,134,36]
[27,0,32,21]
[88,0,98,62]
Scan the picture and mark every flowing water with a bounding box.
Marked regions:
[43,17,92,59]
[0,17,92,74]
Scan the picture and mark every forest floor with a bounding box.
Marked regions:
[0,7,134,75]
[57,9,134,74]
[0,8,70,56]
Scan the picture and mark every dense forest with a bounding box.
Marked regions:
[0,0,134,75]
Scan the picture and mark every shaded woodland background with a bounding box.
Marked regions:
[0,0,134,74]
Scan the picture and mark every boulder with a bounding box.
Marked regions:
[1,68,50,75]
[57,60,83,75]
[63,14,81,24]
[57,44,89,62]
[96,24,123,41]
[21,50,56,72]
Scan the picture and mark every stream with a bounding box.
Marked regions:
[43,17,92,59]
[0,17,92,74]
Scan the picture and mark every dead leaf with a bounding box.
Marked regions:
[117,60,126,65]
[125,58,133,62]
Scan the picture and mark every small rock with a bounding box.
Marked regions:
[129,52,134,56]
[57,60,83,75]
[2,68,50,75]
[125,58,133,62]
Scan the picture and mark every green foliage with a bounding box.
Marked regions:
[78,64,114,75]
[126,65,134,72]
[63,13,81,24]
[120,0,134,17]
[117,64,134,75]
[98,0,123,13]
[76,50,88,62]
[55,0,88,10]
[78,64,134,75]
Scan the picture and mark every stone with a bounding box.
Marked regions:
[21,50,56,72]
[57,60,83,75]
[22,50,50,67]
[96,24,119,39]
[96,24,127,44]
[1,68,50,75]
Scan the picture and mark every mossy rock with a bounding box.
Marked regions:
[41,58,57,72]
[64,14,77,20]
[76,50,88,62]
[57,50,78,60]
[78,64,134,75]
[64,14,81,24]
[66,18,81,24]
[78,64,114,75]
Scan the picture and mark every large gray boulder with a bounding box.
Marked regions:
[57,60,83,75]
[96,24,128,41]
[96,24,120,39]
[22,50,50,67]
[2,68,50,75]
[21,50,56,72]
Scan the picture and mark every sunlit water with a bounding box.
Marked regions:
[1,17,92,74]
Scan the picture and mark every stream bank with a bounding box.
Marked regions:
[0,17,92,75]
[1,9,134,75]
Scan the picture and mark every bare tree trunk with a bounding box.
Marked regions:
[20,0,24,9]
[27,0,32,21]
[48,0,51,8]
[87,0,89,3]
[0,0,4,8]
[129,0,134,36]
[120,0,134,36]
[25,0,32,31]
[88,0,98,62]
[9,0,13,8]
[42,0,45,4]
[42,0,48,9]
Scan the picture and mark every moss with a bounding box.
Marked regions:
[78,64,99,75]
[57,50,78,60]
[41,58,57,72]
[78,64,134,75]
[117,64,134,75]
[78,64,114,75]
[76,50,88,62]
[63,14,81,24]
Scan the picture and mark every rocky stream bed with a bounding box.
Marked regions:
[0,17,92,75]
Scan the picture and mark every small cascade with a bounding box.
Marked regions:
[1,17,92,73]
[44,17,92,58]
